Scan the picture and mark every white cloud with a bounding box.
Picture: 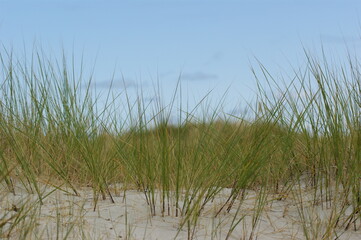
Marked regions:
[181,71,218,81]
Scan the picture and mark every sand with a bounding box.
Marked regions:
[1,181,360,240]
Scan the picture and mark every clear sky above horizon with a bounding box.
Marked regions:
[1,0,360,119]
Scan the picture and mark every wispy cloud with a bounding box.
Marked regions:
[211,52,223,61]
[181,72,219,81]
[89,79,139,89]
[204,51,223,65]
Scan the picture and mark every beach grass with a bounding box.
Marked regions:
[0,46,360,239]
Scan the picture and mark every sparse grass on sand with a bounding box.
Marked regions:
[0,47,360,239]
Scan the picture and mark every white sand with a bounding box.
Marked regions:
[1,182,360,239]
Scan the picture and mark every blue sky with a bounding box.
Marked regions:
[0,0,360,120]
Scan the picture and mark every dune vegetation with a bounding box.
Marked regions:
[0,47,360,239]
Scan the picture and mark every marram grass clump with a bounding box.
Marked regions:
[0,47,360,239]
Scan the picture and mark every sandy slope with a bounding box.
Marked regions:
[1,182,360,240]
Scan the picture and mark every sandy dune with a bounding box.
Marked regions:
[1,182,360,240]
